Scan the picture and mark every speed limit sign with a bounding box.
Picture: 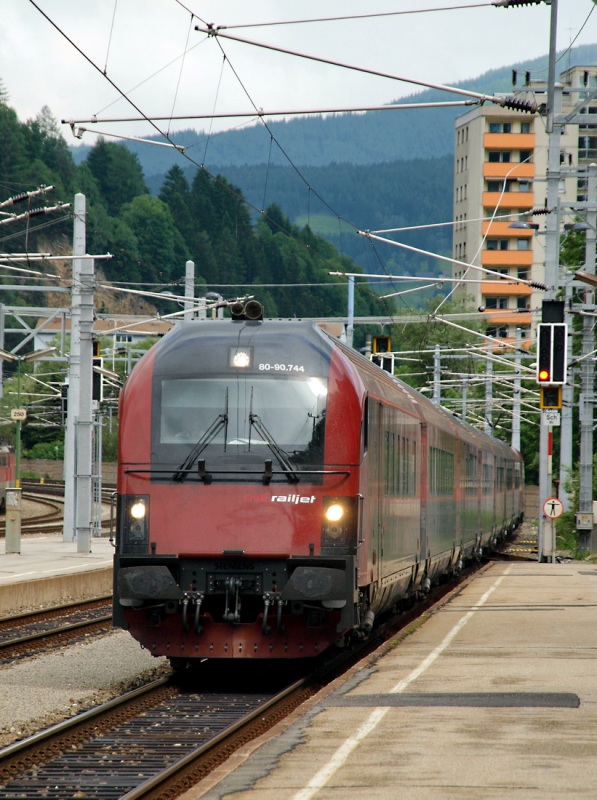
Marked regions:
[10,408,27,421]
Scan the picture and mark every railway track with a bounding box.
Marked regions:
[0,558,490,799]
[0,597,113,663]
[0,671,313,799]
[0,480,115,536]
[0,493,63,534]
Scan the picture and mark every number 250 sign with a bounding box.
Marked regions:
[10,408,27,421]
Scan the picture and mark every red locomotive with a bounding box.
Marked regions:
[113,301,523,668]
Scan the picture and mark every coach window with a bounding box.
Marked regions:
[429,446,454,496]
[384,432,416,496]
[465,451,477,494]
[482,463,493,494]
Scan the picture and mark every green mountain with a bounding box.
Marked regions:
[67,45,597,277]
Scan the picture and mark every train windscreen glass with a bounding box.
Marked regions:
[156,376,327,477]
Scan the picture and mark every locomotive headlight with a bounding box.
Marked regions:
[324,503,344,523]
[130,500,146,520]
[229,346,253,368]
[322,497,358,552]
[119,495,150,554]
[307,377,327,398]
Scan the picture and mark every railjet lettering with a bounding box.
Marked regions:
[272,495,317,504]
[240,493,317,504]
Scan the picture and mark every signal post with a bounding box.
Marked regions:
[536,303,567,561]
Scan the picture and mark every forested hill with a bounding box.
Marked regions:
[65,44,597,277]
[189,157,455,279]
[0,95,392,325]
[71,44,597,173]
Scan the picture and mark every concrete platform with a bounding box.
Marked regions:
[0,534,113,614]
[187,560,597,800]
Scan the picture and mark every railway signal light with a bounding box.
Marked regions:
[536,323,567,385]
[92,339,104,402]
[371,336,394,373]
[540,386,562,410]
[372,335,391,354]
[60,384,68,424]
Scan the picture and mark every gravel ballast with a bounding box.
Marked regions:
[0,629,168,747]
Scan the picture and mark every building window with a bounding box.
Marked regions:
[488,151,512,163]
[489,122,512,133]
[516,238,530,251]
[487,179,517,192]
[486,238,509,250]
[486,325,508,338]
[520,122,531,134]
[519,150,532,163]
[486,297,508,309]
[517,268,528,281]
[516,297,530,310]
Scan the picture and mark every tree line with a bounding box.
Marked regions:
[0,89,389,324]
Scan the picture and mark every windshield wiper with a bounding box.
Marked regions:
[249,413,299,484]
[173,413,228,482]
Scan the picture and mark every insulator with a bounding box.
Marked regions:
[500,97,537,114]
[27,207,46,218]
[493,0,544,7]
[531,207,551,215]
[530,281,548,290]
[8,192,29,205]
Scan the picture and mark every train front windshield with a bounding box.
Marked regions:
[154,376,328,479]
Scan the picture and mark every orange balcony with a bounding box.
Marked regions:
[481,281,533,297]
[483,191,534,209]
[481,220,535,237]
[481,249,534,266]
[484,311,532,326]
[492,337,533,352]
[484,133,535,149]
[482,162,535,179]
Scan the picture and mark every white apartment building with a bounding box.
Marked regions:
[453,65,597,349]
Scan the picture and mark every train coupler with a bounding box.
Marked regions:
[223,577,242,623]
[262,591,284,634]
[181,590,204,634]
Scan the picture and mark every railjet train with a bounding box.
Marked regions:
[113,301,523,668]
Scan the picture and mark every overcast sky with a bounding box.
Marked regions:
[1,0,596,147]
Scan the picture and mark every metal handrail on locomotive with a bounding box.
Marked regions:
[113,300,524,667]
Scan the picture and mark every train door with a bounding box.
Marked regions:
[419,423,428,565]
[367,399,384,587]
